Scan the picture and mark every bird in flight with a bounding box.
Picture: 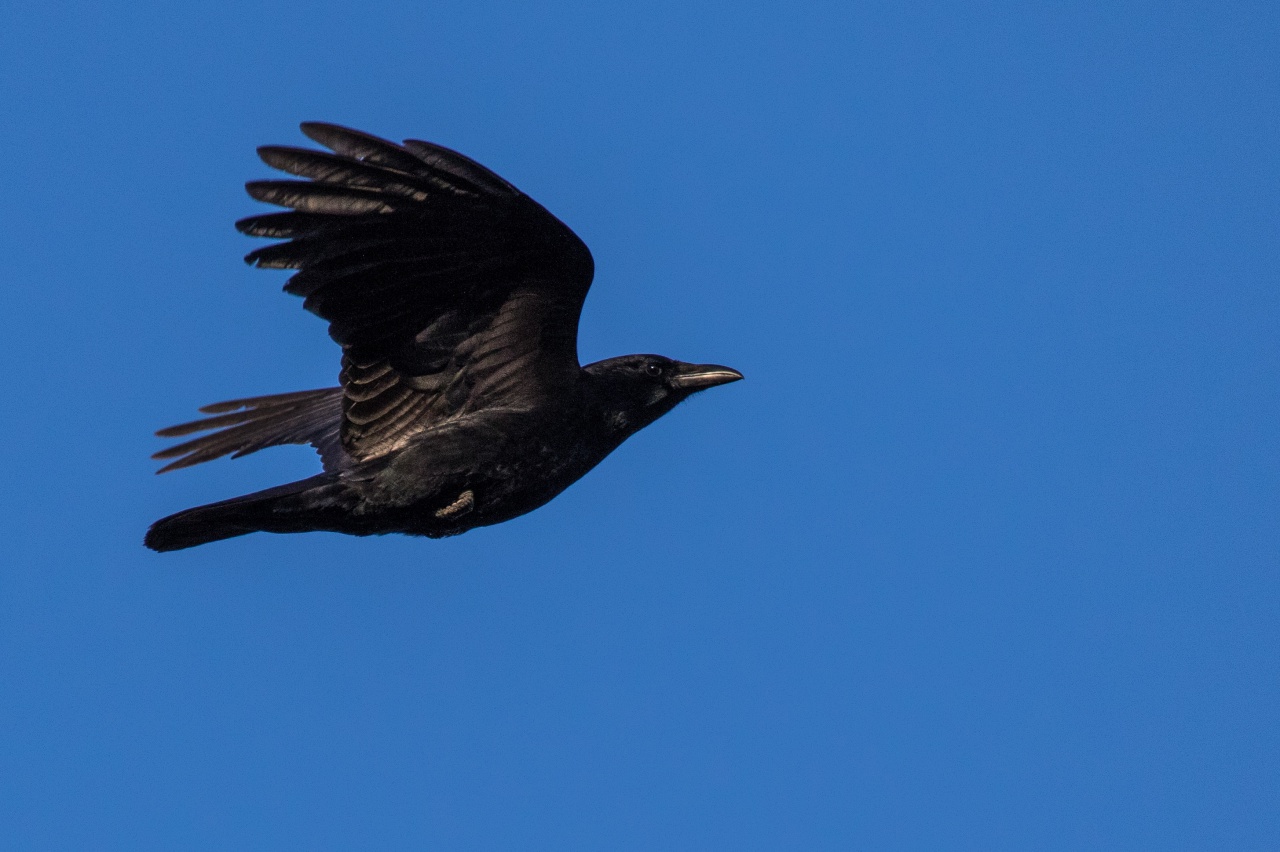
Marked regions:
[145,123,742,552]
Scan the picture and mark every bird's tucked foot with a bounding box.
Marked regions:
[434,489,474,519]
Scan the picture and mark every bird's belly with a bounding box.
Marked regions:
[465,443,605,526]
[387,426,614,537]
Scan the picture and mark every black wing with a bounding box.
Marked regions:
[152,388,346,473]
[232,122,594,462]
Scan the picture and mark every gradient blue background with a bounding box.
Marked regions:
[3,2,1277,848]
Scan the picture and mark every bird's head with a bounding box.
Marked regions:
[584,355,743,436]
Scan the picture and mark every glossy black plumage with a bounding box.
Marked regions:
[145,123,741,552]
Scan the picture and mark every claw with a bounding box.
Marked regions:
[434,489,474,519]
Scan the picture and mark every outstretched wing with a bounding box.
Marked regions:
[235,122,595,461]
[152,388,346,473]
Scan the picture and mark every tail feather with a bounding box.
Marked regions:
[145,474,347,552]
[145,503,258,552]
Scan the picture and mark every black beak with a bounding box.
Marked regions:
[670,363,744,390]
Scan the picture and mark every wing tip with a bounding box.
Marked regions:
[299,120,339,140]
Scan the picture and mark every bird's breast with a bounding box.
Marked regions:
[380,408,617,535]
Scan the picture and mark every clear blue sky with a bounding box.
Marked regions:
[3,2,1277,848]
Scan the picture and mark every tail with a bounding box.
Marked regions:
[145,474,349,552]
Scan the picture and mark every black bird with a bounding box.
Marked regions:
[145,123,742,552]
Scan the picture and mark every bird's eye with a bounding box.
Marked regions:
[645,363,664,377]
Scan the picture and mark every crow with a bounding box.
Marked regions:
[145,123,741,552]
